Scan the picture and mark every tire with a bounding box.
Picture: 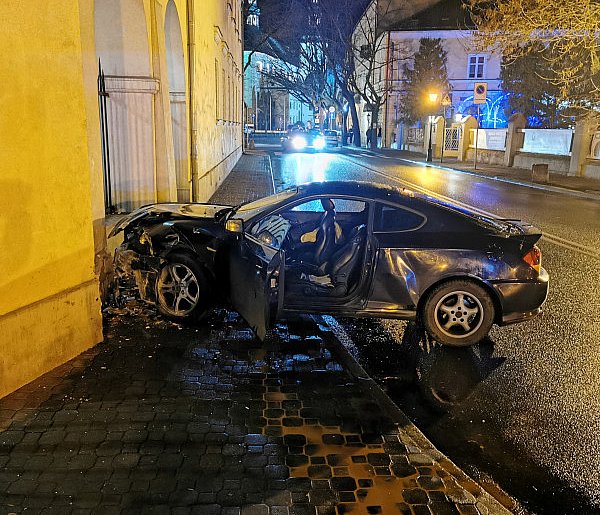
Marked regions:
[155,253,210,321]
[422,279,495,347]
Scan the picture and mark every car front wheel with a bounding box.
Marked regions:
[422,280,495,347]
[156,253,209,321]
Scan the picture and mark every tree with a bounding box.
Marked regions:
[311,0,369,146]
[243,0,303,73]
[466,0,600,112]
[399,38,450,124]
[500,45,573,127]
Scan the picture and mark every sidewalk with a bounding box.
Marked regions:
[371,149,600,201]
[0,152,511,515]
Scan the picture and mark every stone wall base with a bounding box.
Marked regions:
[584,159,600,180]
[0,281,103,399]
[466,148,504,166]
[513,152,571,175]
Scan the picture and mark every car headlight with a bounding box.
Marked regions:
[313,137,326,150]
[292,136,307,150]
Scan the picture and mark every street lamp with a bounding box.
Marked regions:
[426,92,439,162]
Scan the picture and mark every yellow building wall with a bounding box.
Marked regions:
[188,0,243,201]
[0,0,103,398]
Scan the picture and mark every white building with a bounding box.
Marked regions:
[353,0,506,148]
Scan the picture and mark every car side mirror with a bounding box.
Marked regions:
[225,218,244,234]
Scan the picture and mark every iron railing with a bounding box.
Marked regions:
[97,60,114,214]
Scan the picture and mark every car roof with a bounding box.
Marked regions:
[294,181,513,233]
[296,180,412,200]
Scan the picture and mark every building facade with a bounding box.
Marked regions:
[0,0,243,400]
[243,0,313,131]
[353,0,505,148]
[244,51,312,131]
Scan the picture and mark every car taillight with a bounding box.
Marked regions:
[523,245,541,274]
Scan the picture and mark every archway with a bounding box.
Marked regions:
[95,0,157,212]
[165,1,190,202]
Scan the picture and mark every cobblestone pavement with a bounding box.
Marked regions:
[0,308,507,514]
[0,152,509,514]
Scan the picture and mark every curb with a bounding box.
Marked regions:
[373,153,600,202]
[316,314,515,515]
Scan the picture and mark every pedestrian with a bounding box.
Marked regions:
[366,127,372,147]
[377,126,382,148]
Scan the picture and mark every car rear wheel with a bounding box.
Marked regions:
[156,253,209,321]
[422,280,495,347]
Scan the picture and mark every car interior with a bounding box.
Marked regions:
[250,197,370,302]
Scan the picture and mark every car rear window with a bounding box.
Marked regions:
[374,203,426,232]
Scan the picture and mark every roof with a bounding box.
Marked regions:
[379,0,474,32]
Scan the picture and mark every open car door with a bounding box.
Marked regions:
[228,232,285,340]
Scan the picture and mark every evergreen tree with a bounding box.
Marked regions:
[500,47,573,128]
[399,38,450,124]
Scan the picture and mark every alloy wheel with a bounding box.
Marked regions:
[434,290,484,339]
[157,262,200,317]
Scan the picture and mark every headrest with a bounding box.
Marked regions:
[320,198,335,211]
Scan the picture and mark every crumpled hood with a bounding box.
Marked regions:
[108,203,232,238]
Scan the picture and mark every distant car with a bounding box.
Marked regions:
[110,181,549,347]
[324,130,339,147]
[281,128,327,152]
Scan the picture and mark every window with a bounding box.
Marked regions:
[468,55,486,79]
[374,204,426,232]
[215,59,220,120]
[291,198,367,214]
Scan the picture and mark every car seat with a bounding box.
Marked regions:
[313,198,337,266]
[302,224,366,297]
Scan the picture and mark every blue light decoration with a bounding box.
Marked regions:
[456,91,510,128]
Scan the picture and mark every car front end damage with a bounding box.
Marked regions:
[109,203,228,307]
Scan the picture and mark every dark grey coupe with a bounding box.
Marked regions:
[110,181,549,347]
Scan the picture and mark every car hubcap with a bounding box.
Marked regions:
[157,263,200,316]
[434,291,483,339]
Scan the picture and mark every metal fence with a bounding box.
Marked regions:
[97,60,113,214]
[444,128,461,151]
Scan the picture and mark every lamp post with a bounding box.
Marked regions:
[426,92,439,162]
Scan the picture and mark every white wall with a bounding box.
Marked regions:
[521,129,574,156]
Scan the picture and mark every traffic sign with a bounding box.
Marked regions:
[473,82,487,104]
[441,94,452,106]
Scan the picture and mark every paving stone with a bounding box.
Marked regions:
[308,464,333,479]
[241,505,269,515]
[403,488,430,504]
[329,477,357,492]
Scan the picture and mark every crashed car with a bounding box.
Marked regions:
[281,128,327,152]
[110,181,549,347]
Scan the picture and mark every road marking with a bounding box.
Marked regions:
[340,154,600,261]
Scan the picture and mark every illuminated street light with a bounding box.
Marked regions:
[426,91,439,162]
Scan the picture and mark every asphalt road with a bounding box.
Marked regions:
[268,145,600,514]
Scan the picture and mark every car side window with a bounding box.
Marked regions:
[374,203,426,232]
[249,214,291,249]
[290,199,324,212]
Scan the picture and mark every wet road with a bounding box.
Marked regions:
[269,146,600,514]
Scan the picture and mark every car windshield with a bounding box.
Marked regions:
[233,188,298,220]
